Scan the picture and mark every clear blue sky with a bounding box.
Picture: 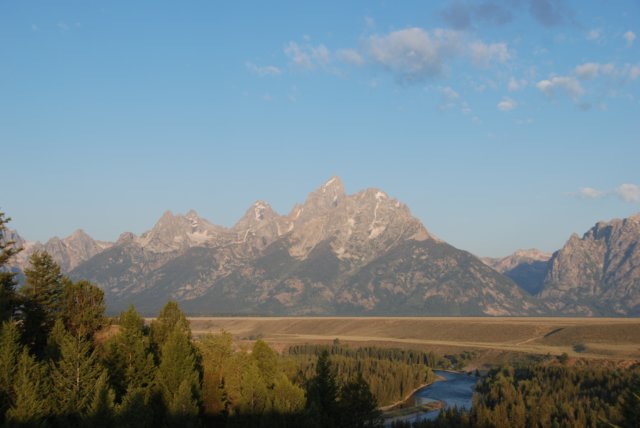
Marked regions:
[1,1,639,257]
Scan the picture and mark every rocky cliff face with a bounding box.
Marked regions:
[483,249,551,295]
[70,177,535,315]
[541,214,640,315]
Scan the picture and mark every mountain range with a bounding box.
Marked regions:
[6,177,639,316]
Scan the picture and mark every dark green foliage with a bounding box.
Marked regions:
[402,362,640,428]
[338,373,382,428]
[60,279,106,339]
[0,321,21,422]
[50,330,107,418]
[150,301,191,354]
[155,325,201,426]
[0,212,20,323]
[84,371,116,428]
[21,251,67,355]
[104,306,156,399]
[307,350,339,427]
[4,348,49,427]
[288,344,437,406]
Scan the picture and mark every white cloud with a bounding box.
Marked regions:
[537,75,584,99]
[572,184,640,203]
[365,28,464,81]
[507,77,527,91]
[284,42,313,69]
[469,41,510,67]
[336,49,364,66]
[497,96,517,111]
[575,63,600,80]
[284,42,332,70]
[245,62,282,76]
[586,28,601,41]
[624,31,636,47]
[363,27,510,82]
[627,65,640,81]
[579,187,605,199]
[617,184,640,203]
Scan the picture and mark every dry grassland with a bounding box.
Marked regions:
[188,317,640,362]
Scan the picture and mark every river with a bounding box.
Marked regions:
[383,370,477,427]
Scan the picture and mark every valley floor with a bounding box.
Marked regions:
[187,316,640,362]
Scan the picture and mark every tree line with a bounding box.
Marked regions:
[391,359,640,428]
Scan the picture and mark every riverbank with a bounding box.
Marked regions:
[380,372,447,412]
[382,370,478,427]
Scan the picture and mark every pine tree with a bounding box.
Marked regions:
[307,350,339,428]
[60,279,106,339]
[337,372,382,428]
[21,251,67,355]
[0,211,21,323]
[105,305,156,399]
[150,301,191,354]
[155,325,201,425]
[50,330,107,419]
[116,387,154,428]
[84,371,116,428]
[0,321,21,420]
[5,348,49,428]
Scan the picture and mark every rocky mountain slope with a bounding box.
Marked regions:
[8,179,639,316]
[541,214,640,316]
[482,249,551,295]
[7,229,112,273]
[70,177,536,315]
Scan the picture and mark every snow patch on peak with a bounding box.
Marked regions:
[253,201,269,221]
[375,191,387,201]
[323,177,337,189]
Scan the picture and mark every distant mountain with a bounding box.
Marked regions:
[8,179,639,317]
[7,229,112,273]
[482,249,551,295]
[70,177,536,316]
[540,214,640,316]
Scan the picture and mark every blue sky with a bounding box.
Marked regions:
[1,0,639,257]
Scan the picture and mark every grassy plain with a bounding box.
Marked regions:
[188,317,640,363]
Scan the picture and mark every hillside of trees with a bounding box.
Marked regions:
[392,360,640,428]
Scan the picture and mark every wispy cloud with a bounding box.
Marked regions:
[336,49,364,66]
[623,31,636,47]
[497,96,517,111]
[586,28,601,41]
[469,41,510,67]
[245,62,282,76]
[573,184,640,203]
[284,42,332,71]
[578,187,605,199]
[537,75,584,99]
[618,184,640,203]
[365,28,464,81]
[507,77,527,92]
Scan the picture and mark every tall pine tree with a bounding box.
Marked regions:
[0,321,21,421]
[0,212,20,323]
[21,251,67,355]
[105,305,156,399]
[50,330,107,420]
[5,348,49,427]
[155,325,201,427]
